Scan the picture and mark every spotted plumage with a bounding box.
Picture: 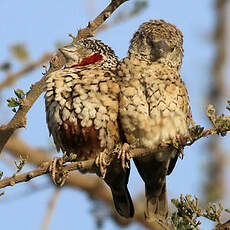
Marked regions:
[118,20,193,220]
[45,39,134,218]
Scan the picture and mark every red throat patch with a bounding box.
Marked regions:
[70,53,103,67]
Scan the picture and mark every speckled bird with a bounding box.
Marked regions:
[118,20,193,220]
[45,39,134,218]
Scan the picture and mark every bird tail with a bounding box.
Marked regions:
[110,186,134,218]
[133,157,170,221]
[104,158,134,218]
[145,182,168,221]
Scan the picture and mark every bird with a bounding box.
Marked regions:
[45,38,134,218]
[117,20,193,221]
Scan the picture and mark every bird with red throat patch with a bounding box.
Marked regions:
[45,38,134,218]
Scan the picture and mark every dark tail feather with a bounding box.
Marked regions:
[145,182,168,221]
[111,186,134,218]
[103,158,134,218]
[133,157,169,221]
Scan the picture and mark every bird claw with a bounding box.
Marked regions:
[175,136,185,159]
[179,149,184,159]
[49,157,66,186]
[118,143,131,171]
[95,152,110,179]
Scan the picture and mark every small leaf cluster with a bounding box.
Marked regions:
[171,195,202,230]
[7,89,26,112]
[207,104,230,136]
[189,125,204,140]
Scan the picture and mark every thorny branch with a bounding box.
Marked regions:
[170,194,230,230]
[0,0,129,154]
[96,1,148,33]
[75,0,129,41]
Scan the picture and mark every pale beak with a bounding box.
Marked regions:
[59,44,80,67]
[59,44,75,58]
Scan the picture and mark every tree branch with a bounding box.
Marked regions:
[75,0,128,41]
[2,104,230,189]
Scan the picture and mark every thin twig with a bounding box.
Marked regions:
[97,1,147,33]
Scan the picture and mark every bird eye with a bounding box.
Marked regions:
[138,32,144,40]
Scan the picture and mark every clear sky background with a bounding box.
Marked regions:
[0,0,230,229]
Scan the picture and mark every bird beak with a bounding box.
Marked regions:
[59,44,75,58]
[151,40,170,61]
[59,44,80,67]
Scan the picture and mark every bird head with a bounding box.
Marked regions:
[59,39,118,69]
[128,20,184,70]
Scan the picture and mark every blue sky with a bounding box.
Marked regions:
[0,0,230,229]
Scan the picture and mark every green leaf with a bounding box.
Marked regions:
[14,89,26,99]
[7,97,20,107]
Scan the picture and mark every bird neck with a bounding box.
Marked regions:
[129,53,181,71]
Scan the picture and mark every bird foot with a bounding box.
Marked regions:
[118,143,131,171]
[95,151,110,179]
[175,136,185,159]
[49,157,66,186]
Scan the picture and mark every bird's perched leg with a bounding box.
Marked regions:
[95,150,110,179]
[118,143,131,171]
[49,157,66,186]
